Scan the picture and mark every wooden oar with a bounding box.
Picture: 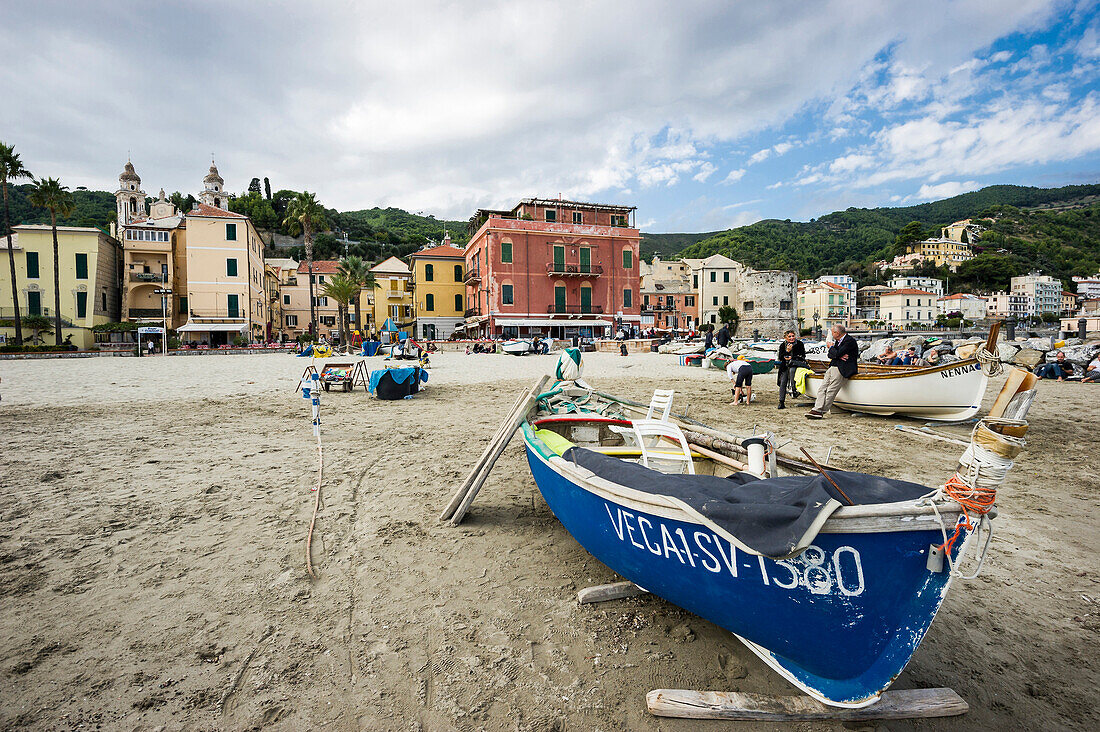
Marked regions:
[441,374,551,523]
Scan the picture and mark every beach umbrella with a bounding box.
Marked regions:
[556,347,583,381]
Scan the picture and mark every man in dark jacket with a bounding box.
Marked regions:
[775,329,806,409]
[704,327,715,352]
[717,323,731,348]
[807,324,858,419]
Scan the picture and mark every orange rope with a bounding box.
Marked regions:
[938,472,997,556]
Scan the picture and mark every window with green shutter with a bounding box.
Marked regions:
[622,249,632,269]
[27,291,41,315]
[454,293,462,312]
[501,241,512,263]
[425,263,434,281]
[623,288,633,308]
[76,291,87,318]
[227,258,238,277]
[225,223,237,241]
[228,294,239,318]
[26,251,39,278]
[425,293,434,311]
[502,284,514,305]
[75,253,88,280]
[454,264,462,281]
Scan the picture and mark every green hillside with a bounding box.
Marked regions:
[639,231,720,260]
[5,184,116,231]
[678,183,1100,292]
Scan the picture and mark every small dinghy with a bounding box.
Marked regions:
[511,349,1034,709]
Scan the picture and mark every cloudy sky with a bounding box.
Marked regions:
[2,1,1098,232]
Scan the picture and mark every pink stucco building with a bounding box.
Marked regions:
[461,198,640,340]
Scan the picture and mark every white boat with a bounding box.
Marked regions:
[501,338,554,355]
[803,328,1000,422]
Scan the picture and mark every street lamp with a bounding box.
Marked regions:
[813,310,820,339]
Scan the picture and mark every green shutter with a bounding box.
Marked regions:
[26,251,39,278]
[580,286,591,313]
[579,247,591,273]
[227,294,239,318]
[553,245,564,272]
[502,284,513,305]
[454,264,462,281]
[226,223,237,241]
[623,288,632,308]
[179,296,188,314]
[622,249,632,269]
[75,253,88,280]
[27,291,41,315]
[425,263,434,281]
[426,293,434,311]
[76,291,87,318]
[501,242,512,263]
[227,258,238,277]
[555,286,566,313]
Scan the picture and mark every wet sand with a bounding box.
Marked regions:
[0,351,1097,730]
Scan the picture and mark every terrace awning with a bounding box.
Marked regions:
[177,322,248,333]
[495,318,612,327]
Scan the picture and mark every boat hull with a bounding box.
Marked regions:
[523,432,968,707]
[804,359,988,421]
[708,356,776,374]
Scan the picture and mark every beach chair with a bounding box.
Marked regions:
[645,389,675,421]
[630,419,695,474]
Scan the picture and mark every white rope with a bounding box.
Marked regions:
[974,344,1003,376]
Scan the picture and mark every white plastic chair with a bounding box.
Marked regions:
[631,419,695,474]
[645,389,675,421]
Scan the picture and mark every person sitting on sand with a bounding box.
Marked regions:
[1038,351,1074,381]
[1081,356,1100,383]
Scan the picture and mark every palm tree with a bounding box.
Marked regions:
[282,192,328,337]
[0,142,31,345]
[337,255,372,336]
[28,177,74,346]
[322,272,359,350]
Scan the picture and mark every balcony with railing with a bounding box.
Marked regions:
[546,304,605,315]
[546,263,603,277]
[0,307,78,326]
[463,308,482,319]
[128,308,167,319]
[463,269,482,284]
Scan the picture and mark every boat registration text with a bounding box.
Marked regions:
[605,503,865,597]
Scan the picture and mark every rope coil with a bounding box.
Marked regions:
[973,345,1003,376]
[922,417,1023,578]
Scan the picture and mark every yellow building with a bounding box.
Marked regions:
[797,280,849,333]
[904,238,973,270]
[114,161,269,345]
[1,225,122,348]
[408,240,465,340]
[371,256,413,333]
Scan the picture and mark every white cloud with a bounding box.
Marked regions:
[989,50,1014,63]
[773,142,794,155]
[693,162,717,182]
[909,180,981,201]
[721,168,747,184]
[747,148,772,165]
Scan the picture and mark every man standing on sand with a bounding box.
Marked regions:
[775,329,806,410]
[807,324,858,419]
[717,322,731,349]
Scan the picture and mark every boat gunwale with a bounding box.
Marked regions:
[805,357,983,381]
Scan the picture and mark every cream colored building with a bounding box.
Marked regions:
[903,238,974,271]
[986,291,1029,319]
[879,289,937,327]
[279,260,343,339]
[115,161,269,345]
[689,254,796,336]
[798,280,849,333]
[371,256,413,331]
[937,293,987,320]
[640,255,697,331]
[0,225,122,348]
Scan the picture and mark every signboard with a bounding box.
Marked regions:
[134,273,161,281]
[137,326,165,335]
[153,288,172,295]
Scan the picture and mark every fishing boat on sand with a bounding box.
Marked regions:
[501,338,554,355]
[707,354,776,374]
[803,325,1001,422]
[509,350,1034,710]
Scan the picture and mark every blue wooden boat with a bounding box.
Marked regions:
[519,406,981,709]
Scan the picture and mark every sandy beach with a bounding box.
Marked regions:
[0,350,1097,731]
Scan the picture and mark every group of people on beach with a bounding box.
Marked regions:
[723,325,860,418]
[1038,351,1100,382]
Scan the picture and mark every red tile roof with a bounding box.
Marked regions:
[297,260,342,274]
[410,245,465,259]
[188,203,247,219]
[885,288,936,296]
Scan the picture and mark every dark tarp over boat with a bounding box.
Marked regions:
[562,446,930,559]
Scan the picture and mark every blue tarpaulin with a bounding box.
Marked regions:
[368,366,428,396]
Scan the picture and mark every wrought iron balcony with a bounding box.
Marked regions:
[128,308,166,319]
[463,308,482,318]
[546,263,603,277]
[463,269,481,284]
[546,304,604,315]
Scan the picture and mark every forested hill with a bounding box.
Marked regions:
[677,183,1100,291]
[639,231,721,260]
